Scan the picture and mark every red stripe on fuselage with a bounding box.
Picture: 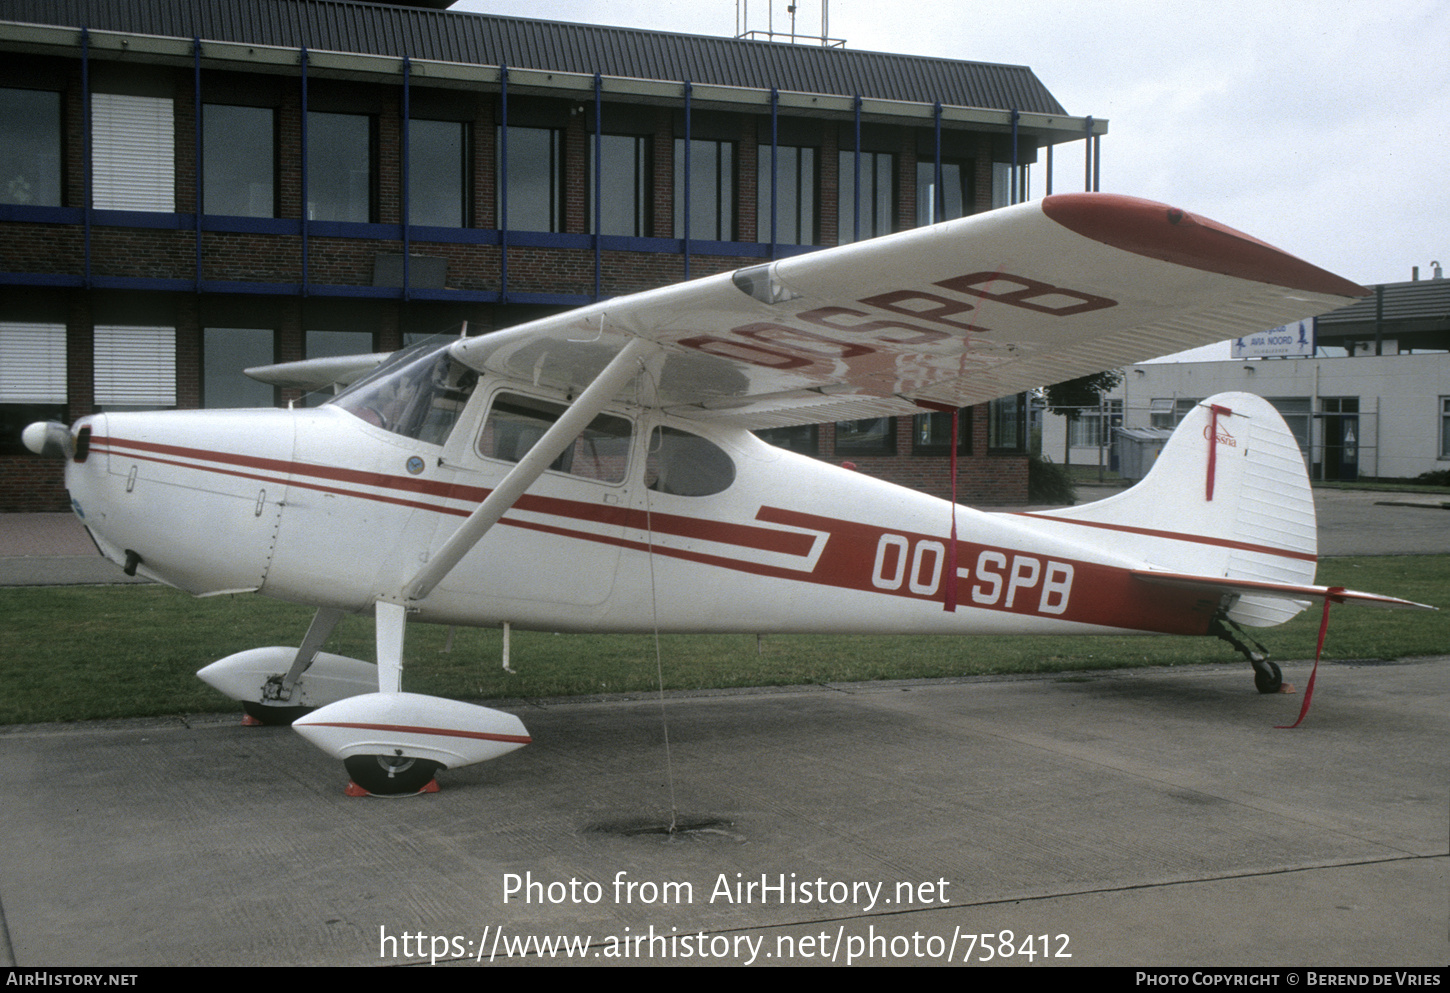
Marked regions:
[757,506,1216,634]
[93,435,1220,634]
[92,434,815,556]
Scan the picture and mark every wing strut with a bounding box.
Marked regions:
[402,335,658,602]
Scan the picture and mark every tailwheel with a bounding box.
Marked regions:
[1252,659,1284,695]
[344,752,442,796]
[1210,611,1294,694]
[242,701,314,726]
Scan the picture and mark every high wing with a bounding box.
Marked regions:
[447,193,1367,427]
[246,352,391,393]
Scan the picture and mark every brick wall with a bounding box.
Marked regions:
[1,56,1033,511]
[815,410,1028,504]
[0,458,68,512]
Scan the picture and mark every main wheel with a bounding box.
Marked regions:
[344,753,442,795]
[1253,660,1284,694]
[242,701,314,726]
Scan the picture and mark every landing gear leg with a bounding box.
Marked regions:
[1210,611,1293,695]
[244,607,346,725]
[337,600,441,796]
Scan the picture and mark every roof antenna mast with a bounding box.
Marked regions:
[736,0,844,47]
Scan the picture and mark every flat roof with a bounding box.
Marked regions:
[1316,279,1450,348]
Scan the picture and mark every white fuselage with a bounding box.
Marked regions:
[65,388,1220,641]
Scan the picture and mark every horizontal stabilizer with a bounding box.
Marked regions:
[1132,570,1435,611]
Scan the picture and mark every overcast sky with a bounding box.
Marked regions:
[453,0,1447,292]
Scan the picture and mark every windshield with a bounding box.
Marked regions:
[331,342,477,446]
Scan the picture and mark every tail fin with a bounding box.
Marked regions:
[1040,392,1316,627]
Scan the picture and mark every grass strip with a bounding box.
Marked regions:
[1,555,1443,724]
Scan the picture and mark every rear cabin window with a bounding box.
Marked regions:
[478,392,632,483]
[645,427,736,497]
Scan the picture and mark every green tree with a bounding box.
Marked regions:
[1039,370,1123,466]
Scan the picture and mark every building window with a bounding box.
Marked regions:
[837,150,893,243]
[992,162,1009,209]
[590,134,650,236]
[94,326,175,410]
[1317,396,1358,480]
[307,329,373,359]
[1150,398,1204,430]
[675,138,735,241]
[916,159,972,226]
[987,394,1027,453]
[912,409,970,455]
[92,92,174,212]
[497,125,562,233]
[835,417,895,455]
[1148,398,1176,430]
[203,104,275,217]
[306,111,374,222]
[757,145,816,245]
[409,119,469,227]
[1442,398,1450,459]
[1270,397,1312,454]
[1,88,62,207]
[203,328,275,408]
[755,424,819,455]
[303,329,374,404]
[0,322,66,403]
[0,322,66,455]
[1067,400,1122,448]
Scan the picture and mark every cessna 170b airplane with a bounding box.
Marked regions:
[24,193,1431,794]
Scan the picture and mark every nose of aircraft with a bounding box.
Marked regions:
[54,408,294,595]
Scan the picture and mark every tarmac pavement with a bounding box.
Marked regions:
[0,490,1446,967]
[0,662,1444,967]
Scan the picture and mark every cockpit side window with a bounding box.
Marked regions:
[478,392,632,484]
[645,426,736,496]
[332,342,477,447]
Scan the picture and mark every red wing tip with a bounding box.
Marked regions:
[1042,193,1368,300]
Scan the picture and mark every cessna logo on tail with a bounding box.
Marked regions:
[1204,423,1237,448]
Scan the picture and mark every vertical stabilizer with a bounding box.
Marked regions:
[1030,392,1316,626]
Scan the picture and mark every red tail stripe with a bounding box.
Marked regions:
[1013,513,1317,563]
